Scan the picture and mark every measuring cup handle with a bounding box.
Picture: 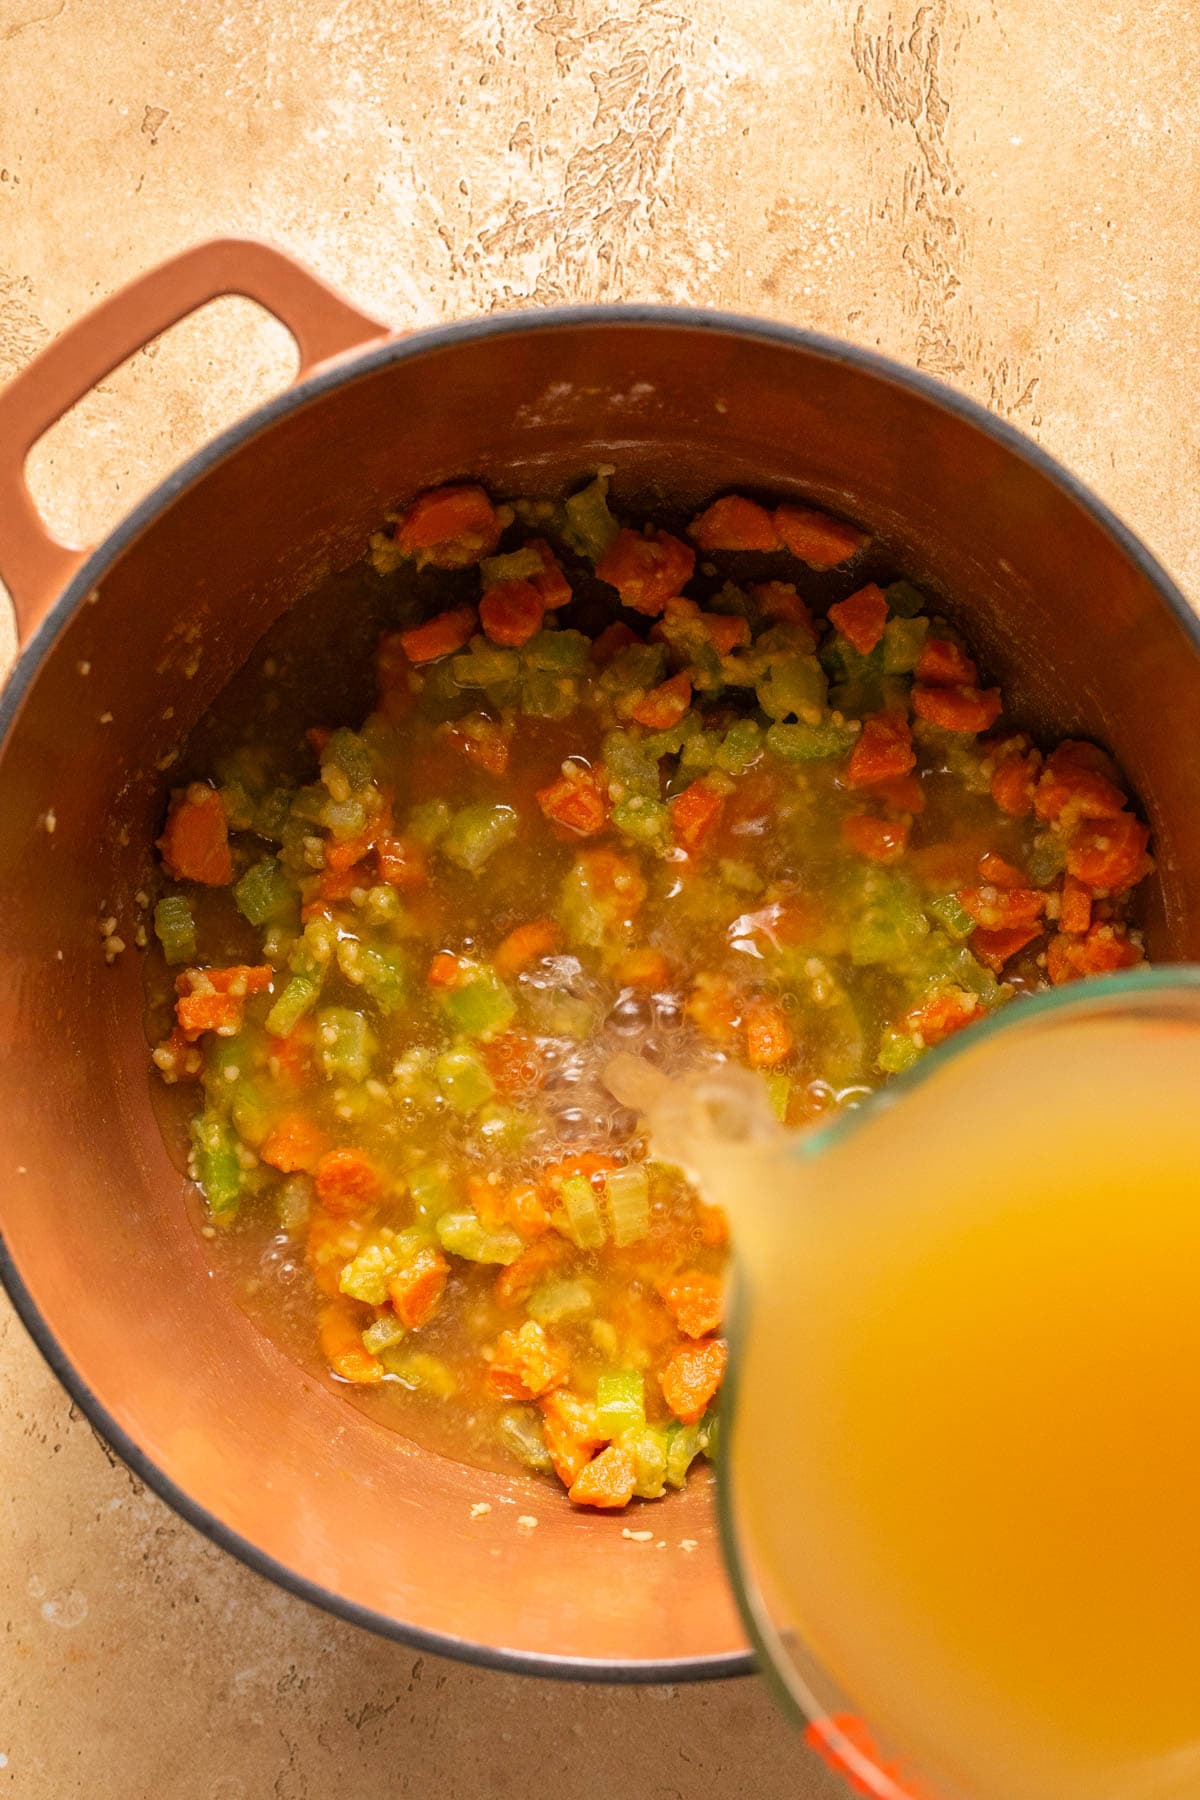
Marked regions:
[0,238,390,644]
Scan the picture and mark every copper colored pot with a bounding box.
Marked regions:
[2,239,1199,1680]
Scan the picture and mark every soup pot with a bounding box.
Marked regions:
[2,238,1199,1680]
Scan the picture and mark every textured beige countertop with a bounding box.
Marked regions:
[2,1,1198,1794]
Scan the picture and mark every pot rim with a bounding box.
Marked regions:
[2,300,1197,1683]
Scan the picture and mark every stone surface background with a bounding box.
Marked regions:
[1,0,1196,1792]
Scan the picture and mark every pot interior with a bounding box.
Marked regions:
[3,316,1198,1671]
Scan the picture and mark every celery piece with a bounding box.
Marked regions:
[288,783,330,826]
[927,893,976,941]
[561,1174,606,1249]
[564,474,620,560]
[315,1006,374,1081]
[408,1161,453,1220]
[884,578,928,618]
[357,944,410,1014]
[679,730,720,774]
[623,1424,669,1499]
[276,1174,313,1232]
[612,794,670,849]
[363,1314,407,1355]
[523,628,591,675]
[407,798,453,846]
[757,654,828,722]
[234,856,296,927]
[527,1278,593,1325]
[715,718,764,774]
[596,1370,645,1439]
[1027,833,1068,886]
[265,972,319,1039]
[599,643,667,696]
[878,1028,923,1075]
[339,1242,402,1305]
[451,641,521,689]
[203,1030,256,1086]
[481,546,544,586]
[763,1071,791,1122]
[641,712,702,761]
[602,729,661,799]
[381,1348,458,1397]
[848,872,930,969]
[435,1210,523,1265]
[520,986,600,1041]
[321,727,375,795]
[520,672,580,719]
[498,1406,555,1474]
[605,1165,650,1247]
[697,1408,721,1459]
[882,615,929,675]
[441,969,516,1039]
[665,1421,704,1489]
[435,1046,495,1113]
[254,786,294,842]
[230,1080,272,1149]
[442,803,519,874]
[766,720,857,763]
[153,893,197,966]
[476,1102,534,1152]
[189,1110,243,1222]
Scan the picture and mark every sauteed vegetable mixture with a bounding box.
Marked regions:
[148,473,1152,1509]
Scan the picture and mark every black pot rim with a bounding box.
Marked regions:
[2,299,1197,1685]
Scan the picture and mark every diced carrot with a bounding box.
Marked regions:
[1060,874,1092,935]
[393,484,501,567]
[989,743,1041,818]
[1066,813,1151,894]
[495,1237,568,1308]
[1033,741,1128,823]
[903,987,983,1047]
[670,777,726,854]
[628,671,692,730]
[613,946,671,989]
[541,1389,608,1486]
[397,606,478,666]
[314,1148,384,1218]
[568,1444,637,1509]
[261,1112,330,1174]
[495,918,560,977]
[774,504,868,569]
[525,537,572,610]
[842,813,910,863]
[318,1301,383,1384]
[688,495,780,552]
[594,527,695,616]
[150,1026,202,1084]
[660,1338,727,1423]
[846,710,915,787]
[158,784,233,886]
[744,997,794,1068]
[505,1180,553,1238]
[536,766,609,836]
[977,851,1026,888]
[828,584,889,656]
[305,866,367,920]
[876,773,925,815]
[695,609,751,654]
[480,578,545,648]
[267,1019,316,1086]
[446,719,510,777]
[970,923,1043,971]
[912,685,1002,734]
[487,1320,570,1401]
[576,848,648,921]
[175,989,241,1039]
[376,834,428,889]
[750,581,815,632]
[174,964,273,1040]
[467,1173,511,1234]
[698,1203,730,1248]
[539,1150,623,1195]
[591,620,641,665]
[307,1215,365,1297]
[687,973,742,1041]
[481,1028,545,1095]
[659,1269,723,1339]
[428,951,465,988]
[324,827,377,874]
[916,637,977,686]
[1047,922,1144,984]
[958,884,1045,930]
[388,1246,449,1329]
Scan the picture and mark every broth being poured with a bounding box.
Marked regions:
[610,986,1200,1800]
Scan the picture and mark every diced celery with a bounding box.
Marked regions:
[498,1406,555,1473]
[481,546,544,586]
[848,872,930,968]
[230,1079,272,1148]
[763,1071,791,1122]
[623,1424,669,1499]
[599,643,667,695]
[612,795,670,849]
[288,783,330,826]
[276,1174,313,1231]
[596,1370,645,1439]
[440,969,516,1038]
[452,641,521,689]
[884,578,928,618]
[409,1161,453,1220]
[605,1165,650,1247]
[203,1031,256,1086]
[526,1278,593,1325]
[1027,833,1068,886]
[339,1241,402,1305]
[757,654,828,722]
[679,730,720,774]
[321,727,375,795]
[475,1102,535,1151]
[234,856,296,927]
[665,1421,703,1489]
[641,712,702,760]
[290,916,336,975]
[520,672,580,719]
[523,628,591,674]
[315,1006,374,1081]
[882,614,929,674]
[767,720,858,762]
[442,803,519,874]
[435,1210,523,1264]
[878,1027,923,1074]
[697,1408,721,1458]
[715,718,763,774]
[363,1314,407,1355]
[927,893,976,941]
[264,972,319,1039]
[519,986,600,1040]
[407,798,452,846]
[602,729,661,799]
[564,473,620,560]
[153,893,197,966]
[561,1174,606,1249]
[357,943,410,1014]
[254,786,294,842]
[435,1046,495,1113]
[189,1110,243,1222]
[381,1348,458,1397]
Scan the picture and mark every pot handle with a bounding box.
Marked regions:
[0,237,390,645]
